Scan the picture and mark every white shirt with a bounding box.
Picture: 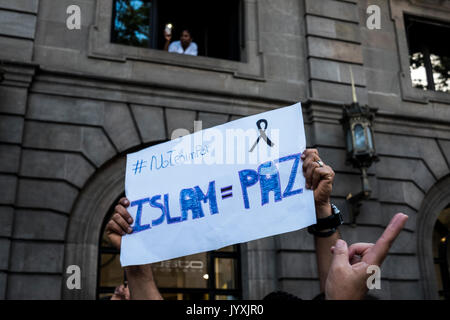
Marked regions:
[168,40,198,56]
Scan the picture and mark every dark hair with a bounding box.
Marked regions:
[264,291,380,300]
[312,292,380,300]
[180,29,192,38]
[263,291,302,301]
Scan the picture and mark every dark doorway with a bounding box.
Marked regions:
[432,205,450,300]
[156,0,243,61]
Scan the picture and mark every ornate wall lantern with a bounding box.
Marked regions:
[342,68,379,225]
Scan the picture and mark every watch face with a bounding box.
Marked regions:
[337,212,344,225]
[331,204,344,226]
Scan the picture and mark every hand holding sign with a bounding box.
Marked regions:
[301,149,335,217]
[106,197,132,250]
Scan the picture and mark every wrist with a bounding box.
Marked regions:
[315,202,332,219]
[125,264,155,282]
[308,203,343,237]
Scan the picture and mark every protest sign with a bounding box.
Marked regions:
[121,102,316,266]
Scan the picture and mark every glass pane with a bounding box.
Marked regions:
[430,53,450,93]
[366,127,373,150]
[113,0,152,48]
[215,258,235,290]
[353,124,366,151]
[100,226,115,248]
[162,292,209,300]
[410,52,428,90]
[98,293,114,300]
[215,295,238,300]
[216,245,236,252]
[346,130,353,153]
[99,253,124,288]
[151,252,208,288]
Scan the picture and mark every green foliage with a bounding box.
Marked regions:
[432,55,450,92]
[410,52,450,92]
[113,0,152,47]
[410,52,427,90]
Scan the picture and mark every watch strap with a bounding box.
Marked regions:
[307,204,343,237]
[307,226,337,237]
[315,204,343,230]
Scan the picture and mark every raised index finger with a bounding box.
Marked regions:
[365,213,408,266]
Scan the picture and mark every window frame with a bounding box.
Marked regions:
[89,0,266,81]
[404,14,450,93]
[389,0,450,104]
[154,248,242,300]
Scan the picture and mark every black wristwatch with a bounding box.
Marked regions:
[308,204,343,237]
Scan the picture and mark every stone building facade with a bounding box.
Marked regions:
[0,0,449,299]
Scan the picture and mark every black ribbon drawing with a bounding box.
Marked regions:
[249,119,275,152]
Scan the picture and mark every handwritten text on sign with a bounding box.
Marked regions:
[121,103,316,266]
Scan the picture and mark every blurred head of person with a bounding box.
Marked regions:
[180,29,193,49]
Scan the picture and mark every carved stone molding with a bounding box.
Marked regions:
[0,61,36,88]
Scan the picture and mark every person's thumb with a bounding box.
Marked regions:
[330,239,350,269]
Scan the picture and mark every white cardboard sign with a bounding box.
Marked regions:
[121,102,316,266]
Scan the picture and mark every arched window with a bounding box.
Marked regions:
[432,205,450,300]
[97,196,242,300]
[416,176,450,300]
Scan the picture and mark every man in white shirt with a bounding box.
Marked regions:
[164,29,198,56]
